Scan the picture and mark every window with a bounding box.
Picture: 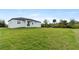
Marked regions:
[17,20,21,24]
[32,22,33,25]
[23,20,26,23]
[27,21,30,26]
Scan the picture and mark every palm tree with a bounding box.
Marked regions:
[53,19,56,24]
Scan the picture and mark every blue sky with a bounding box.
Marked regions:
[0,9,79,24]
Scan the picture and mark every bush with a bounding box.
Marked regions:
[71,24,79,29]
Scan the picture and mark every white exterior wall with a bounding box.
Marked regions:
[8,20,41,28]
[8,20,25,28]
[29,21,41,27]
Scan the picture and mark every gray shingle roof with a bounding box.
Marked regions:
[8,17,41,23]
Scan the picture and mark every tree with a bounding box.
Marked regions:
[43,19,48,27]
[53,19,56,24]
[68,19,76,28]
[60,20,67,25]
[59,20,68,28]
[69,19,76,25]
[0,20,6,27]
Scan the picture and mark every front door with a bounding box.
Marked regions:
[27,21,30,26]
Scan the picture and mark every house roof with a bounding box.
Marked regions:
[8,17,41,23]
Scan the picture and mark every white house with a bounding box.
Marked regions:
[8,17,41,28]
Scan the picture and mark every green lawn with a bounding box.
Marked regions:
[0,28,79,50]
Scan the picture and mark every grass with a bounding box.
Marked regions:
[0,28,79,50]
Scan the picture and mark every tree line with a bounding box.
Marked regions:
[41,19,79,28]
[0,19,79,28]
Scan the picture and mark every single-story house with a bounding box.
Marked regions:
[8,17,41,28]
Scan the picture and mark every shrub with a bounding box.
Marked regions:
[71,24,79,29]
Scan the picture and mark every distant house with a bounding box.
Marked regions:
[8,17,41,28]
